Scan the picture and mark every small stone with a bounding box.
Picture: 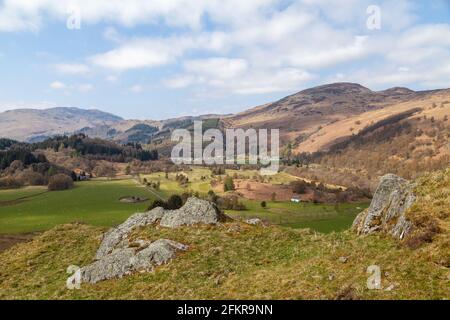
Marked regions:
[245,218,263,225]
[227,224,241,233]
[328,274,335,281]
[338,256,348,263]
[384,284,395,291]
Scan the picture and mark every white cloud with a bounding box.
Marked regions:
[103,26,122,43]
[184,58,248,80]
[105,75,118,83]
[89,32,228,71]
[53,63,90,75]
[399,24,450,48]
[90,38,184,71]
[2,0,450,101]
[77,83,94,92]
[129,84,143,93]
[164,75,196,89]
[286,35,370,69]
[50,81,94,93]
[167,61,314,95]
[50,81,66,89]
[230,68,315,95]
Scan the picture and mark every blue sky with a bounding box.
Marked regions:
[0,0,449,120]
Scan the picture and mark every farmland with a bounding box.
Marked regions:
[0,167,369,235]
[0,179,155,234]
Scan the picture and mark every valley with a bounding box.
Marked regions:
[0,167,368,236]
[0,82,448,300]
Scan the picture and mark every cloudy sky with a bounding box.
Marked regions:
[0,0,449,119]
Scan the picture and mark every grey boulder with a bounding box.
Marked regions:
[159,197,228,228]
[96,198,226,259]
[353,174,416,239]
[95,207,165,259]
[80,198,227,283]
[81,239,188,284]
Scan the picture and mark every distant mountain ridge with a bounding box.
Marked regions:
[1,83,449,156]
[0,107,123,142]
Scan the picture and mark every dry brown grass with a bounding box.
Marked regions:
[0,169,448,300]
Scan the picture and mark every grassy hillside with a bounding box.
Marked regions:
[0,169,448,300]
[0,221,447,299]
[0,179,155,234]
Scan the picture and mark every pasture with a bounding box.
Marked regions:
[0,167,369,235]
[0,179,155,234]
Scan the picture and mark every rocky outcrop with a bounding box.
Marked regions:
[353,174,416,240]
[81,239,187,283]
[95,207,166,260]
[96,198,226,259]
[81,198,227,283]
[160,197,228,228]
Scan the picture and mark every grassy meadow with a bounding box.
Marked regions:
[0,167,368,235]
[0,179,155,234]
[141,168,368,233]
[226,200,367,233]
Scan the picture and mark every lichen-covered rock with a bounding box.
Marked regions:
[353,174,416,239]
[159,197,228,228]
[95,207,165,259]
[81,239,188,283]
[96,198,226,259]
[83,198,227,283]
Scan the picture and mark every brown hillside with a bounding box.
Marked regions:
[225,83,436,142]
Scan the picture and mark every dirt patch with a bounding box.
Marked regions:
[0,233,40,253]
[0,191,48,207]
[119,196,149,203]
[233,180,304,201]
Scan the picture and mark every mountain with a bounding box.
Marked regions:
[0,107,123,142]
[75,114,225,147]
[1,83,448,159]
[224,82,448,146]
[222,82,450,185]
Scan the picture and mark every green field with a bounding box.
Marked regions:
[141,168,368,233]
[0,167,369,235]
[226,200,368,233]
[0,179,156,234]
[141,168,213,198]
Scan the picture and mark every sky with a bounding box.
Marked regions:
[0,0,449,120]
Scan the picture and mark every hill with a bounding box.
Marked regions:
[0,107,123,142]
[0,83,448,176]
[0,169,448,299]
[225,83,450,149]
